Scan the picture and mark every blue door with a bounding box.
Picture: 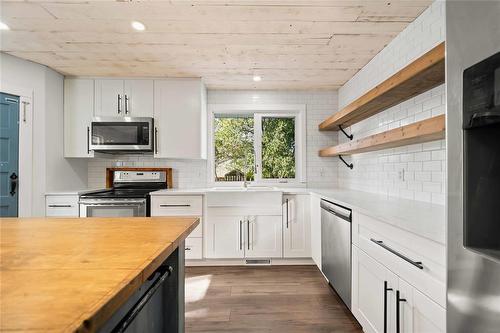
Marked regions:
[0,93,19,217]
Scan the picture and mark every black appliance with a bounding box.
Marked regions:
[463,51,500,260]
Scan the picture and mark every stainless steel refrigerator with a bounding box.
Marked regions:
[447,1,500,332]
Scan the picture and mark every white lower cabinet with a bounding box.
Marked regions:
[310,194,322,268]
[398,279,446,333]
[151,195,203,259]
[352,245,398,333]
[206,214,283,259]
[206,215,245,259]
[283,194,311,258]
[352,245,446,333]
[246,215,282,258]
[45,195,79,217]
[184,237,203,260]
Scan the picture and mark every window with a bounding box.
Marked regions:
[260,116,295,179]
[214,115,255,182]
[211,106,305,184]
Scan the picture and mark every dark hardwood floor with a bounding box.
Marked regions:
[185,265,363,333]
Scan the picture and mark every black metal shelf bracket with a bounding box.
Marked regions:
[338,124,353,140]
[339,155,353,169]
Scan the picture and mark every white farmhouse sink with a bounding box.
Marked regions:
[210,187,246,191]
[209,186,277,192]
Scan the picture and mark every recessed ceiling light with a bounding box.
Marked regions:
[253,75,262,82]
[131,21,145,31]
[0,21,10,31]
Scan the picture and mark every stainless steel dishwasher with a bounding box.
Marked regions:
[321,199,352,309]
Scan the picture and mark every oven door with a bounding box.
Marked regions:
[79,199,147,217]
[90,117,153,152]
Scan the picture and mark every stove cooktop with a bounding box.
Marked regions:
[80,188,157,199]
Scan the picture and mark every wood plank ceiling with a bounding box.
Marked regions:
[0,0,432,90]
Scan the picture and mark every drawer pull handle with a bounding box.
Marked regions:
[48,204,73,208]
[185,247,192,251]
[159,204,191,207]
[370,238,424,269]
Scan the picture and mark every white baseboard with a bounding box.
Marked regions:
[186,257,315,267]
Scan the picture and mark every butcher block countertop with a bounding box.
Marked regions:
[0,217,199,333]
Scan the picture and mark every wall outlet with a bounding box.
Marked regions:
[398,169,405,181]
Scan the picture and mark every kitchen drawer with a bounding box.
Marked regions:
[185,237,202,260]
[357,220,446,307]
[46,195,79,217]
[189,221,202,238]
[151,195,202,216]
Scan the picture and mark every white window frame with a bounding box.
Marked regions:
[208,104,306,186]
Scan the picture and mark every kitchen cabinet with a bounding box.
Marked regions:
[151,195,203,259]
[94,79,153,117]
[206,215,283,259]
[352,245,398,333]
[398,279,446,333]
[352,211,446,333]
[206,215,245,259]
[246,215,283,258]
[310,194,322,268]
[153,78,207,159]
[283,194,311,258]
[64,79,94,158]
[45,195,79,217]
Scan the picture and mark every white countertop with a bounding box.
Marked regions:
[45,189,103,196]
[151,186,446,245]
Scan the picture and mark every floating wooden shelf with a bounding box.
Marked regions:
[319,115,445,157]
[319,42,445,131]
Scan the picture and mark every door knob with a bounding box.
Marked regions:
[9,172,18,196]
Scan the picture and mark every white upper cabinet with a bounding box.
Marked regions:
[283,194,311,258]
[94,79,124,117]
[95,79,153,117]
[123,79,153,117]
[153,78,207,159]
[64,78,94,158]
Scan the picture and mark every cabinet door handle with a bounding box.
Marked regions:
[87,126,91,154]
[239,220,243,250]
[154,127,159,154]
[117,94,122,114]
[125,94,129,114]
[247,220,250,250]
[384,281,393,333]
[396,290,406,333]
[22,101,29,123]
[370,238,424,269]
[48,204,72,208]
[285,198,289,229]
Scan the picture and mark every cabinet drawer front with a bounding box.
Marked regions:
[151,196,202,216]
[46,196,79,217]
[189,220,202,238]
[185,237,202,260]
[358,224,446,307]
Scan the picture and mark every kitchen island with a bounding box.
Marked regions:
[0,217,199,333]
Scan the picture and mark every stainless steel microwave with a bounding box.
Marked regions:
[90,117,153,152]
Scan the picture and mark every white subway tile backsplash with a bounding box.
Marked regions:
[336,1,445,205]
[87,90,339,189]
